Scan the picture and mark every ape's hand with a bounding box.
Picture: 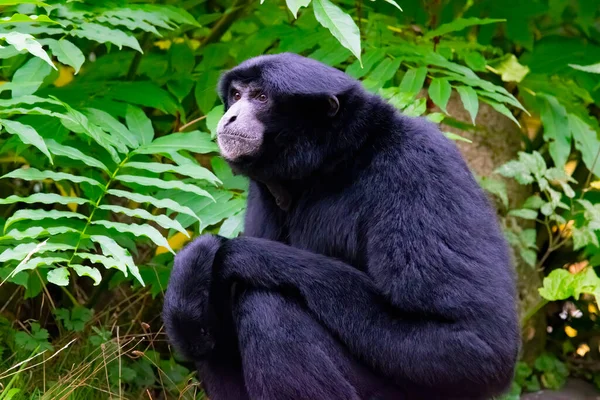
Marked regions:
[163,234,227,360]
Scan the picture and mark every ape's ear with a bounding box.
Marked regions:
[327,95,340,117]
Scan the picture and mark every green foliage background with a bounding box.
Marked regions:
[0,0,598,398]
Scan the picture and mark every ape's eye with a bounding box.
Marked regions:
[233,91,242,101]
[257,93,268,103]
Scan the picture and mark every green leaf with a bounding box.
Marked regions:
[194,70,221,114]
[312,0,361,63]
[126,105,154,145]
[70,23,142,52]
[428,78,452,113]
[0,32,56,69]
[72,265,101,286]
[124,161,219,185]
[47,267,69,286]
[115,175,214,200]
[362,58,402,92]
[477,176,508,208]
[539,94,570,168]
[98,204,189,237]
[345,48,386,79]
[569,114,600,177]
[11,57,52,97]
[424,17,505,40]
[456,86,479,125]
[218,211,245,238]
[75,253,127,276]
[57,102,122,163]
[12,256,66,276]
[480,98,520,127]
[92,220,173,254]
[206,105,224,138]
[443,132,472,143]
[381,0,402,11]
[104,82,180,116]
[135,131,218,155]
[0,13,57,24]
[46,139,109,172]
[0,242,75,263]
[107,189,201,222]
[5,209,86,231]
[0,119,52,163]
[523,195,545,210]
[488,54,530,83]
[1,226,78,241]
[286,0,311,18]
[569,63,600,74]
[89,235,141,283]
[41,38,85,74]
[85,108,139,149]
[0,193,90,206]
[3,167,103,186]
[399,67,427,97]
[463,52,486,71]
[508,209,539,220]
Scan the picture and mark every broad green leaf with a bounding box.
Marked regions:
[12,256,66,276]
[85,108,139,149]
[70,23,142,52]
[0,193,90,206]
[104,81,179,116]
[96,14,160,36]
[478,176,508,208]
[569,63,600,74]
[98,204,189,236]
[1,226,78,241]
[362,58,402,92]
[381,0,402,11]
[464,52,486,72]
[195,70,221,114]
[107,189,201,222]
[124,161,219,185]
[126,105,154,145]
[135,131,218,155]
[538,269,575,300]
[346,48,386,79]
[488,54,530,83]
[11,57,52,97]
[0,1,48,4]
[0,32,56,69]
[508,209,539,220]
[92,220,173,254]
[57,102,122,162]
[0,95,61,107]
[313,0,361,63]
[71,265,101,286]
[5,209,86,230]
[443,132,472,143]
[75,253,127,275]
[456,86,479,124]
[115,175,214,200]
[286,0,311,18]
[523,196,545,210]
[0,119,52,163]
[218,211,245,238]
[480,98,520,127]
[47,267,69,286]
[46,140,109,172]
[89,235,141,283]
[0,14,57,24]
[41,38,85,74]
[424,18,505,40]
[399,67,427,97]
[0,242,75,263]
[539,94,570,168]
[206,105,224,138]
[428,78,452,113]
[3,167,103,186]
[569,114,600,177]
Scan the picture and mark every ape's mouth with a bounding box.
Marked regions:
[219,131,261,141]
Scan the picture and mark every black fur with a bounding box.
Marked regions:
[163,53,520,400]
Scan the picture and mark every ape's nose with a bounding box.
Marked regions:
[226,115,237,125]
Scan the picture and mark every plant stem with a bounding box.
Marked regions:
[521,298,549,326]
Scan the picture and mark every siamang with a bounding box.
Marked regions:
[163,53,520,400]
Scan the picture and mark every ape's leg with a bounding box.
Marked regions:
[232,289,399,400]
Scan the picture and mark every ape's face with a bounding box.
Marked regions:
[216,80,270,161]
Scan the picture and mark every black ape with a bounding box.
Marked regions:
[163,53,520,400]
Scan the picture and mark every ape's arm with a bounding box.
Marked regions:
[216,233,516,395]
